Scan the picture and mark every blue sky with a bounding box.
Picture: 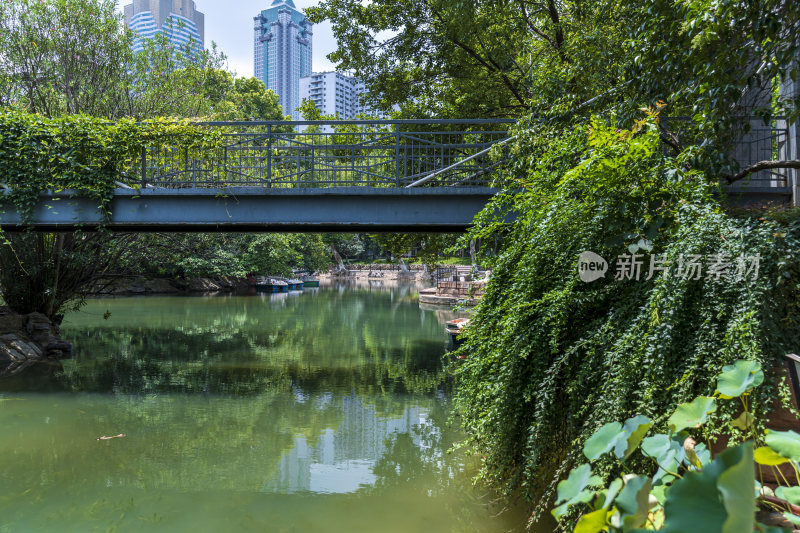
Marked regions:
[119,0,339,77]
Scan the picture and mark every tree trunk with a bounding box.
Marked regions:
[330,245,347,272]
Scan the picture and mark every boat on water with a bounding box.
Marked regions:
[445,318,470,350]
[301,277,320,287]
[255,278,289,293]
[286,279,305,291]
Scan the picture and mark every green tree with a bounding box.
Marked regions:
[242,234,330,276]
[0,0,131,117]
[454,112,800,526]
[446,3,800,522]
[305,0,534,118]
[0,0,237,320]
[122,34,228,119]
[305,0,640,119]
[112,234,332,279]
[0,0,140,320]
[371,234,460,267]
[197,71,287,121]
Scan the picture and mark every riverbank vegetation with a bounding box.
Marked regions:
[0,0,486,320]
[0,0,293,320]
[455,113,800,525]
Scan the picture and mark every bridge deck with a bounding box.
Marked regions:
[0,187,500,232]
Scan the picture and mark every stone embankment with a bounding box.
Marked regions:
[419,281,487,306]
[324,264,431,281]
[0,307,72,375]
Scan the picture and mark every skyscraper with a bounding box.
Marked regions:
[254,0,313,120]
[299,71,384,120]
[124,0,205,56]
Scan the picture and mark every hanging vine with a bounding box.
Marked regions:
[452,110,800,525]
[0,110,222,225]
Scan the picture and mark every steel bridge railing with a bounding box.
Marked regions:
[663,116,793,189]
[125,119,515,189]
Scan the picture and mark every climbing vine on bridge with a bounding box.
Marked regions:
[452,112,800,527]
[0,110,222,225]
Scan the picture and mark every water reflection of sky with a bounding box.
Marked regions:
[265,395,435,495]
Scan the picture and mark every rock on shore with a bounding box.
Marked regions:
[0,307,72,372]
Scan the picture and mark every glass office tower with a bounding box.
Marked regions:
[254,0,313,119]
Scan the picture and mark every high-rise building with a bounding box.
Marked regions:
[299,71,383,120]
[254,0,313,120]
[123,0,205,56]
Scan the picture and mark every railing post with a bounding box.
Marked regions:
[141,147,147,188]
[441,140,445,185]
[296,140,301,188]
[394,124,401,187]
[185,147,195,188]
[267,124,272,188]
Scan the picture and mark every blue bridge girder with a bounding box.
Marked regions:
[0,187,501,232]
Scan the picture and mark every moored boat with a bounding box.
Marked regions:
[301,277,319,287]
[445,318,470,350]
[286,279,304,290]
[256,278,289,292]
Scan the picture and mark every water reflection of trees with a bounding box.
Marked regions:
[55,289,451,396]
[2,290,458,492]
[54,327,447,396]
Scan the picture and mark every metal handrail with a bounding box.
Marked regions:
[133,120,515,189]
[196,119,517,127]
[406,136,515,188]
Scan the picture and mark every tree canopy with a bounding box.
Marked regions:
[305,0,800,527]
[306,0,534,118]
[309,0,800,133]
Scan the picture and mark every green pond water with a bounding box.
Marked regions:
[0,283,533,533]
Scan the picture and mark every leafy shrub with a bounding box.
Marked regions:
[553,360,800,532]
[0,110,221,224]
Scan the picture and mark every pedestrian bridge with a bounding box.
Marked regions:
[0,119,515,232]
[2,117,794,232]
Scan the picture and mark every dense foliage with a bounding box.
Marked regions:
[453,114,800,522]
[0,0,292,319]
[111,232,467,279]
[306,0,533,118]
[0,0,282,122]
[553,360,800,532]
[312,0,800,175]
[354,0,800,526]
[114,234,331,279]
[0,111,220,220]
